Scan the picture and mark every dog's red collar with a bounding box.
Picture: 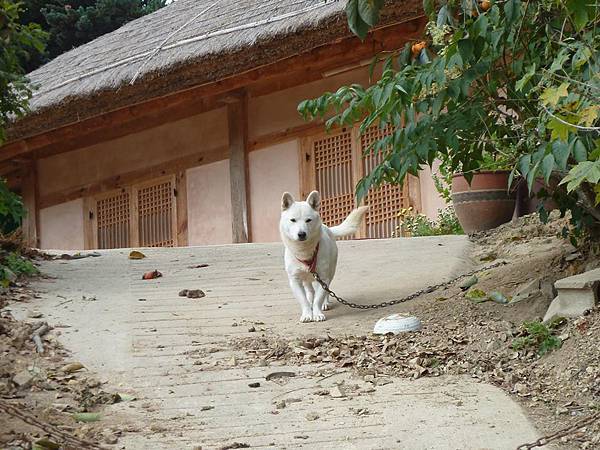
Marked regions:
[297,243,319,272]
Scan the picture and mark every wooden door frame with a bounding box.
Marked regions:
[85,174,179,249]
[298,124,417,239]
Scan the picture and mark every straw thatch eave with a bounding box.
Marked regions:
[6,0,423,142]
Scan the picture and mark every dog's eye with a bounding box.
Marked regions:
[305,219,312,223]
[290,218,296,223]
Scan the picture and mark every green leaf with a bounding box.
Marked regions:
[541,153,555,184]
[437,5,449,27]
[567,0,589,31]
[519,154,532,177]
[346,0,371,40]
[527,161,541,192]
[572,46,592,69]
[547,117,574,141]
[357,0,384,27]
[540,83,569,107]
[515,63,536,91]
[552,140,569,170]
[423,0,436,16]
[458,39,474,62]
[504,0,521,24]
[572,139,588,162]
[560,160,600,192]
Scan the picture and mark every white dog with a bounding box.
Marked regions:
[280,191,368,322]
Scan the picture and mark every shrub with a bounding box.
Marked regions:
[395,206,463,237]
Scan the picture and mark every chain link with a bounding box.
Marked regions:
[0,399,104,449]
[311,260,507,309]
[515,411,600,449]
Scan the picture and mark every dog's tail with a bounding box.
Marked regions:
[329,206,369,238]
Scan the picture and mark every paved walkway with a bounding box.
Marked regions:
[14,237,542,449]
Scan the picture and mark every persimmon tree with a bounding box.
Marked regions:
[299,0,600,236]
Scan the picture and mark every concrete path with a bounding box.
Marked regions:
[12,236,542,449]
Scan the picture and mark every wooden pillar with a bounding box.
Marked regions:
[175,170,188,246]
[21,161,40,248]
[227,92,251,243]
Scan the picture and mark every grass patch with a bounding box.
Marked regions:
[512,320,563,356]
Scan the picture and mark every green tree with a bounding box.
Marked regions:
[300,0,600,237]
[20,0,166,71]
[0,1,46,232]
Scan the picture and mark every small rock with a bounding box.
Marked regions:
[27,311,43,319]
[187,290,205,299]
[305,412,319,421]
[178,289,189,297]
[200,406,214,411]
[248,326,256,333]
[248,382,260,388]
[330,385,346,398]
[104,434,119,445]
[13,370,36,388]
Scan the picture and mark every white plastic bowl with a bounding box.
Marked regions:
[373,313,422,335]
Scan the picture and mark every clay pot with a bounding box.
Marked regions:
[451,171,516,233]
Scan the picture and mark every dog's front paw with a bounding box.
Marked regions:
[322,299,331,311]
[299,312,313,323]
[312,311,326,322]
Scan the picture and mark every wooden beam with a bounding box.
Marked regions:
[34,120,325,211]
[0,19,425,164]
[39,146,227,210]
[228,93,250,243]
[20,162,39,248]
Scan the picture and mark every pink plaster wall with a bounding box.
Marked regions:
[186,160,232,245]
[38,107,228,197]
[249,141,300,243]
[248,67,371,140]
[419,161,448,219]
[39,199,85,250]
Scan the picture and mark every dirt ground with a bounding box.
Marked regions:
[1,211,599,449]
[235,212,600,449]
[0,259,134,449]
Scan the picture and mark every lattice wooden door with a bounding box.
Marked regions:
[94,189,131,249]
[91,176,177,249]
[361,125,410,238]
[311,128,356,239]
[302,124,412,240]
[135,177,177,248]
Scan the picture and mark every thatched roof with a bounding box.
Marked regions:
[11,0,423,140]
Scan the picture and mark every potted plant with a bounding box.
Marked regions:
[448,150,518,233]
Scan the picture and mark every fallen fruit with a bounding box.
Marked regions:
[142,270,162,280]
[480,0,492,11]
[411,41,427,56]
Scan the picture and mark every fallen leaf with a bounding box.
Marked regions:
[61,362,85,373]
[265,371,296,381]
[128,250,146,260]
[34,439,60,450]
[73,412,101,423]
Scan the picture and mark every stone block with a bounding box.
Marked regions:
[543,269,600,322]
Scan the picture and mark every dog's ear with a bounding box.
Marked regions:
[281,192,295,211]
[306,191,320,211]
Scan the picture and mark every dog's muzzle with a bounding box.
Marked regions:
[297,232,307,241]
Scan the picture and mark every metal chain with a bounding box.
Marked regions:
[515,411,600,449]
[311,260,507,309]
[0,399,104,449]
